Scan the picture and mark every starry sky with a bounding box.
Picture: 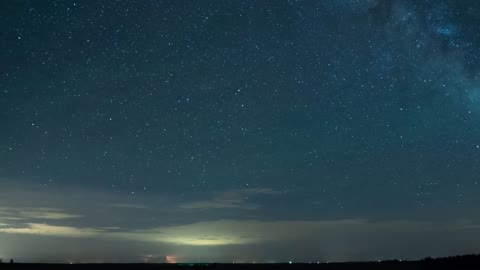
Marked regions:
[1,0,480,263]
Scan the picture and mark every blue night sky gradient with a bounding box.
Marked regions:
[1,0,480,263]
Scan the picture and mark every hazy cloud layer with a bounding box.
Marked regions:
[0,207,83,221]
[0,223,101,237]
[179,188,282,210]
[1,183,479,262]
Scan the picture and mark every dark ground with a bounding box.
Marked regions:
[1,255,480,270]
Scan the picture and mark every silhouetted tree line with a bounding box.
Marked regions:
[421,254,480,264]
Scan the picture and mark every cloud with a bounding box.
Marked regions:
[2,218,480,262]
[116,219,380,246]
[20,211,83,220]
[179,200,257,210]
[0,206,83,220]
[0,223,102,237]
[114,218,480,248]
[241,188,283,195]
[108,203,149,209]
[100,226,123,231]
[179,188,282,210]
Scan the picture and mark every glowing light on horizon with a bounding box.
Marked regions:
[166,255,177,263]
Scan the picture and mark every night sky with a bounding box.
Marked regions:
[1,0,480,263]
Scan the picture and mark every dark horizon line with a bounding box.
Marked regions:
[2,253,479,265]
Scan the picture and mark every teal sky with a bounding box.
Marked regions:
[1,0,480,263]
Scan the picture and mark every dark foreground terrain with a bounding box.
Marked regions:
[1,255,479,270]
